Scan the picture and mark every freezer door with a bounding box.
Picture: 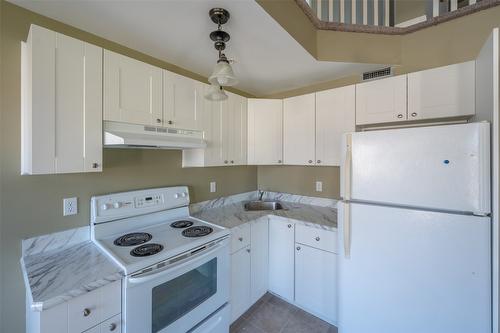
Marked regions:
[340,122,490,214]
[337,202,491,333]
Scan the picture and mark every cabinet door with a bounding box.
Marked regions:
[231,246,251,322]
[315,86,355,166]
[268,218,295,301]
[204,95,224,166]
[251,218,269,303]
[163,70,202,130]
[104,50,162,126]
[283,93,316,165]
[21,25,102,175]
[221,95,234,166]
[232,95,248,165]
[247,99,283,165]
[295,244,337,323]
[408,61,475,121]
[356,75,407,125]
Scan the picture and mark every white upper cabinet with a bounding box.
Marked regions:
[163,70,203,130]
[283,93,316,165]
[247,99,283,165]
[408,61,475,121]
[356,75,407,125]
[315,86,355,166]
[21,25,102,175]
[103,50,162,126]
[227,93,248,166]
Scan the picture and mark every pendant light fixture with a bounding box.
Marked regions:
[205,8,237,101]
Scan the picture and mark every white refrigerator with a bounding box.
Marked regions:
[337,122,492,333]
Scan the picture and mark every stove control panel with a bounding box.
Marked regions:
[91,186,190,224]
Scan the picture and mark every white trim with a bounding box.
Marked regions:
[395,15,427,28]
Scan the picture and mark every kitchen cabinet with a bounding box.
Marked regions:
[103,50,162,126]
[27,281,121,333]
[295,244,337,323]
[21,24,102,175]
[283,93,316,165]
[250,218,269,303]
[183,91,247,167]
[355,75,407,125]
[315,86,356,166]
[268,217,295,301]
[247,99,283,165]
[163,70,204,130]
[408,61,475,121]
[231,245,252,322]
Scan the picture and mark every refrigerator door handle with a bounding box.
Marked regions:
[344,134,352,200]
[344,203,351,258]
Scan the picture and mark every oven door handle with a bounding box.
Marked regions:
[128,238,227,285]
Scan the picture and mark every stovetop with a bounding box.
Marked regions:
[94,215,228,275]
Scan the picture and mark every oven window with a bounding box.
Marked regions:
[152,258,217,333]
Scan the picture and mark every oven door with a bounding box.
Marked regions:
[123,237,230,333]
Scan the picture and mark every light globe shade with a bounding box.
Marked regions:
[208,61,238,86]
[205,84,228,101]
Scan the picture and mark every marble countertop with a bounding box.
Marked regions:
[21,229,123,312]
[193,201,337,230]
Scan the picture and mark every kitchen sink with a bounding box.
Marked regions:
[244,201,284,211]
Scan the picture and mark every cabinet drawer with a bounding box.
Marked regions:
[295,225,337,253]
[231,223,251,254]
[68,281,121,333]
[100,314,122,333]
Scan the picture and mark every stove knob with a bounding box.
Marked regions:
[113,202,122,209]
[101,204,110,211]
[174,193,180,199]
[181,192,187,198]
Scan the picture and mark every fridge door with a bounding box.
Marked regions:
[340,122,490,214]
[337,202,491,333]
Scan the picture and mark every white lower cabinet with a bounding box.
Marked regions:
[268,218,295,302]
[27,280,121,333]
[295,244,337,323]
[230,245,252,322]
[250,218,269,303]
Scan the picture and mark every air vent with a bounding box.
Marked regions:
[362,67,392,81]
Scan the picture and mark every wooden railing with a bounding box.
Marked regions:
[305,0,485,28]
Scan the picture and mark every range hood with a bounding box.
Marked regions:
[103,121,206,149]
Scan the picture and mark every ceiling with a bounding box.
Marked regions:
[9,0,382,96]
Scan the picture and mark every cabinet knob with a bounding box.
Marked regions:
[246,248,251,253]
[278,160,282,163]
[317,160,321,164]
[397,114,403,119]
[109,323,117,331]
[238,237,243,242]
[83,308,91,317]
[315,236,320,241]
[296,246,301,251]
[224,160,228,164]
[230,160,234,164]
[287,224,292,228]
[411,112,417,117]
[308,160,313,164]
[168,120,173,125]
[92,163,99,169]
[156,118,162,123]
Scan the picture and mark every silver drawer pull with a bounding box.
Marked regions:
[315,236,320,241]
[296,246,301,251]
[109,323,117,331]
[278,160,282,163]
[246,248,251,253]
[287,224,292,228]
[156,118,162,123]
[397,114,403,119]
[83,308,91,317]
[238,237,243,242]
[411,112,417,117]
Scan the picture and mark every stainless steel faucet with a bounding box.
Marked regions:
[258,190,265,201]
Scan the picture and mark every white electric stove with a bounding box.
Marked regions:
[90,186,230,333]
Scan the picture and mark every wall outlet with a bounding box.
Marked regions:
[315,181,323,192]
[210,181,217,193]
[63,197,78,216]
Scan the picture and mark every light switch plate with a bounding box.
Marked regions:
[210,181,217,193]
[63,197,78,216]
[315,181,323,192]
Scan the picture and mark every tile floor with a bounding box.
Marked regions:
[229,293,338,333]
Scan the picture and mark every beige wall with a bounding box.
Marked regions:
[0,3,257,332]
[258,166,340,199]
